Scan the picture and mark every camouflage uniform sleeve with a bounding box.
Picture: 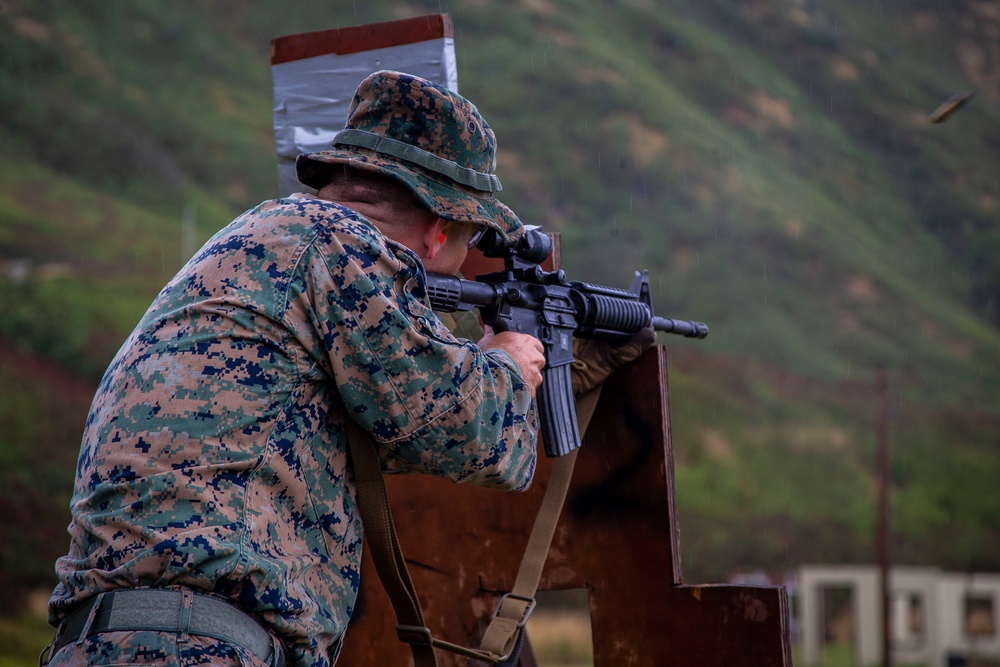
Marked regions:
[291,220,538,491]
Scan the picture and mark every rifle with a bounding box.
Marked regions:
[427,225,708,458]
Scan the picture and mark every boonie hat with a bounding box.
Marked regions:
[296,70,523,243]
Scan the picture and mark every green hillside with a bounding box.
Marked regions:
[1,0,999,645]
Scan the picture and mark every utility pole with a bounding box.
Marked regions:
[876,369,892,667]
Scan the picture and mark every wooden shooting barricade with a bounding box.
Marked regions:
[272,16,792,665]
[339,344,792,666]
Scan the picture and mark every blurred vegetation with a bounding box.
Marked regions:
[1,0,999,652]
[525,590,594,667]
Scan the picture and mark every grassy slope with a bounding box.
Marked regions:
[446,0,1000,581]
[0,0,998,628]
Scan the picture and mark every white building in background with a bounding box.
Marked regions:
[797,565,1000,666]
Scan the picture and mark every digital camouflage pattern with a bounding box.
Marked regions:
[296,70,524,244]
[49,194,538,666]
[45,630,268,667]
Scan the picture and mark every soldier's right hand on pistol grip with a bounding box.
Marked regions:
[479,327,546,395]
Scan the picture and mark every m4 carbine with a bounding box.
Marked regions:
[426,226,708,458]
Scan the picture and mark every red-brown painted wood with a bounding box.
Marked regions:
[270,14,453,65]
[339,348,792,665]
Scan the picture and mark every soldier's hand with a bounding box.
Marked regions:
[480,327,546,395]
[571,327,656,396]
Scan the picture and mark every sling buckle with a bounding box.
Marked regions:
[396,624,434,646]
[493,593,537,629]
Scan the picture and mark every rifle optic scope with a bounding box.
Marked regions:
[476,226,552,264]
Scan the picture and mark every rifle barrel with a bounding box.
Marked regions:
[651,316,709,339]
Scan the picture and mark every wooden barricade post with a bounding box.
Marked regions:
[270,14,458,199]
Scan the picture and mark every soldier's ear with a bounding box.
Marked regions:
[423,218,448,260]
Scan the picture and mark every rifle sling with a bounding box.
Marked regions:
[345,386,603,666]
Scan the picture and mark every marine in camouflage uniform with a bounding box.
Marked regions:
[46,71,543,667]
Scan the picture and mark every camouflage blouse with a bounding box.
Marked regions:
[49,194,539,666]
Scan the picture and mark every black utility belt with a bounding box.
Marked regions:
[48,588,285,667]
